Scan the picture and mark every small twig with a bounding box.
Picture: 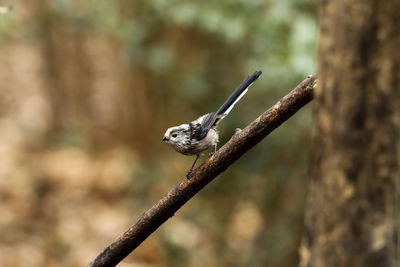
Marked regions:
[87,75,316,267]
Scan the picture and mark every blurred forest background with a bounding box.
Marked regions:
[0,0,317,266]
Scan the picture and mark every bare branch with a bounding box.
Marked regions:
[87,75,316,267]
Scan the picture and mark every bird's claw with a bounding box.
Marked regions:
[186,169,193,179]
[208,152,214,157]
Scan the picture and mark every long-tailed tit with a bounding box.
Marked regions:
[163,71,262,178]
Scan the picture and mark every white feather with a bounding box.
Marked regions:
[222,87,249,116]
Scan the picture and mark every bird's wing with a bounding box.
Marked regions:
[189,113,217,141]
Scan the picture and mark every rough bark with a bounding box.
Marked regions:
[300,1,400,267]
[87,76,316,267]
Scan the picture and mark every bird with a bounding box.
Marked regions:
[163,70,262,178]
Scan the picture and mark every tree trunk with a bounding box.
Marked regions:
[300,1,400,267]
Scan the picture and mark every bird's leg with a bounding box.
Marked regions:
[208,144,217,157]
[186,154,200,179]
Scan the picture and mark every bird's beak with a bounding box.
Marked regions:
[162,136,168,141]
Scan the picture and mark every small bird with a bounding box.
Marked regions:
[163,71,262,178]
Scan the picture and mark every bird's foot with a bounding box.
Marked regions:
[235,128,242,134]
[208,152,214,157]
[186,169,193,179]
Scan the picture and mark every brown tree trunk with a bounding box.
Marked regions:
[300,1,400,267]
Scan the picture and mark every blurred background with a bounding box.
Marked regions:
[0,0,316,266]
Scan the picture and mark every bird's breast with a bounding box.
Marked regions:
[187,128,219,155]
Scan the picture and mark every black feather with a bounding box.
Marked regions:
[216,70,262,115]
[199,113,217,137]
[189,71,262,142]
[199,71,262,136]
[190,122,205,141]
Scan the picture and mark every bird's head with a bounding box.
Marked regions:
[162,124,190,149]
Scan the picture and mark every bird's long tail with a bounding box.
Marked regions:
[216,70,262,116]
[199,71,262,133]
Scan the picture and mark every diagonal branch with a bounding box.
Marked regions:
[88,75,316,267]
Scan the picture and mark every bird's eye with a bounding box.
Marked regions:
[172,133,177,138]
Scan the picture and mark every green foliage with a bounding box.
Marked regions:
[0,6,14,40]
